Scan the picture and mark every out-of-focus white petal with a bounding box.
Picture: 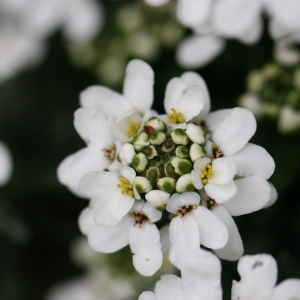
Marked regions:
[130,222,163,276]
[232,143,275,180]
[212,108,257,156]
[205,181,237,203]
[79,86,132,118]
[123,59,154,114]
[144,0,169,6]
[0,141,13,186]
[212,205,243,261]
[138,291,158,300]
[155,275,183,300]
[231,254,277,299]
[263,182,278,209]
[278,105,300,134]
[169,215,200,268]
[88,215,132,253]
[193,206,228,249]
[180,249,222,300]
[159,224,170,253]
[78,206,97,235]
[223,176,271,216]
[273,279,300,300]
[176,35,225,69]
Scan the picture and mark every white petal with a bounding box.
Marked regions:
[78,207,97,235]
[222,176,271,216]
[130,222,163,276]
[193,206,228,249]
[212,206,244,261]
[185,124,205,144]
[118,143,136,165]
[263,182,278,209]
[231,254,277,299]
[176,35,226,69]
[205,109,233,133]
[166,193,182,213]
[144,0,169,6]
[232,143,275,180]
[138,292,158,300]
[93,193,134,226]
[0,141,13,186]
[179,192,200,207]
[212,108,257,155]
[155,275,183,300]
[180,249,222,300]
[210,157,236,185]
[169,216,200,268]
[142,201,162,223]
[78,171,119,198]
[79,85,132,118]
[88,215,132,253]
[273,279,300,300]
[146,190,170,209]
[123,59,154,114]
[120,166,136,184]
[57,148,109,198]
[205,181,237,203]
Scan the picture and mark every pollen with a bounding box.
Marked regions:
[201,163,213,185]
[175,205,197,217]
[211,143,224,159]
[102,144,116,161]
[167,108,185,124]
[117,176,134,196]
[127,122,141,137]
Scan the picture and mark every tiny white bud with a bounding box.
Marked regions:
[132,152,148,173]
[145,190,170,211]
[134,176,153,194]
[171,128,189,145]
[189,143,206,162]
[185,123,206,144]
[133,132,149,151]
[176,173,194,193]
[118,143,136,165]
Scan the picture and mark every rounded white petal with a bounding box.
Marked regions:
[93,193,134,226]
[88,215,132,253]
[180,249,222,300]
[78,207,97,235]
[210,157,236,185]
[185,124,205,144]
[278,105,300,134]
[159,224,170,254]
[169,216,200,268]
[155,275,183,300]
[0,141,13,186]
[176,35,226,69]
[222,176,271,216]
[120,166,136,185]
[273,279,300,300]
[231,254,277,299]
[57,148,109,198]
[232,143,275,180]
[263,182,278,209]
[79,85,132,118]
[142,201,162,223]
[212,205,244,261]
[123,59,154,114]
[146,190,170,210]
[179,192,200,207]
[130,222,163,276]
[205,181,237,203]
[138,291,158,300]
[212,108,257,156]
[166,193,182,213]
[193,206,228,249]
[205,109,233,133]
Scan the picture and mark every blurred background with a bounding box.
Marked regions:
[0,0,300,299]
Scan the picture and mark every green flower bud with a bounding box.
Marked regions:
[162,138,176,152]
[171,128,189,145]
[133,132,149,151]
[146,166,160,183]
[134,176,152,194]
[142,145,158,159]
[164,161,177,178]
[189,143,206,162]
[176,173,194,193]
[157,177,176,193]
[185,124,206,144]
[145,117,167,133]
[132,152,148,173]
[175,145,189,159]
[149,131,166,145]
[171,157,192,175]
[145,190,170,211]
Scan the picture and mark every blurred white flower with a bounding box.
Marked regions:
[0,140,13,186]
[232,254,300,300]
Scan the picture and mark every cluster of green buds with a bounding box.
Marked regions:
[118,117,207,209]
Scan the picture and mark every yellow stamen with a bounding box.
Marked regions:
[167,108,185,124]
[201,163,212,185]
[127,122,141,137]
[117,176,134,196]
[102,144,116,161]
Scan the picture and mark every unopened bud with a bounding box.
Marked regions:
[162,138,176,152]
[132,152,148,173]
[134,176,152,194]
[175,145,189,159]
[171,128,189,145]
[157,177,176,193]
[190,143,206,162]
[142,145,158,159]
[145,117,167,133]
[185,124,206,144]
[176,173,194,193]
[146,166,160,183]
[133,132,149,151]
[145,190,170,211]
[164,161,177,178]
[118,143,136,165]
[149,131,166,145]
[171,157,192,175]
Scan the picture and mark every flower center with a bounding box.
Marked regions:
[201,163,212,185]
[204,197,218,209]
[167,108,185,124]
[102,144,116,161]
[127,122,141,137]
[117,176,134,196]
[175,205,197,218]
[131,211,150,228]
[211,144,224,159]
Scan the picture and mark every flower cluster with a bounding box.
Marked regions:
[58,59,276,276]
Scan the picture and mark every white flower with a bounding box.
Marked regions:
[57,107,121,197]
[278,105,300,134]
[166,192,228,267]
[79,200,163,276]
[191,156,237,203]
[139,249,222,300]
[78,166,139,227]
[0,140,13,186]
[231,254,300,300]
[80,59,155,120]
